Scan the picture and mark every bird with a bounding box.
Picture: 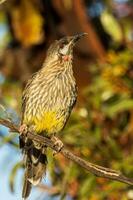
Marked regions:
[20,33,87,199]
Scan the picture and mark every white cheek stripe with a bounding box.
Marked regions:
[60,44,69,55]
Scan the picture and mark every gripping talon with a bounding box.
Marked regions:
[51,136,64,155]
[19,124,28,136]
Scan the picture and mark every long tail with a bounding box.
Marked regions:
[22,178,31,199]
[20,137,47,199]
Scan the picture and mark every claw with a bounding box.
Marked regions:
[51,136,64,156]
[19,124,28,136]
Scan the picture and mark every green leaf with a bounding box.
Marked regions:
[79,176,96,198]
[9,162,23,193]
[0,132,18,148]
[104,99,133,117]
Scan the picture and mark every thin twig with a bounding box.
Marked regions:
[0,118,133,186]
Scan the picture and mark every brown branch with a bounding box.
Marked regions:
[0,118,133,186]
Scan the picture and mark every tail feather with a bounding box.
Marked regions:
[22,178,32,199]
[21,138,47,199]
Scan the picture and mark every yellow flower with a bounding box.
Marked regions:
[107,52,117,63]
[11,0,44,47]
[113,65,126,76]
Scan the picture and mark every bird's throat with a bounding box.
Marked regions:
[62,55,72,62]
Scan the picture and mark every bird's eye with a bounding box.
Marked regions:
[59,40,68,49]
[59,43,64,49]
[58,40,69,56]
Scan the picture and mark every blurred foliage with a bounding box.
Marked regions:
[0,0,133,199]
[101,9,123,42]
[0,11,11,49]
[9,161,23,193]
[11,0,44,47]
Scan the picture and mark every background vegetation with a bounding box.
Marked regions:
[0,0,133,199]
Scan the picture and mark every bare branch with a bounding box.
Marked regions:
[0,118,133,186]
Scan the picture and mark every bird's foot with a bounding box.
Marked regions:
[19,124,29,149]
[19,124,28,136]
[51,136,64,156]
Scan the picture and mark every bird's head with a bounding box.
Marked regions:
[46,33,87,63]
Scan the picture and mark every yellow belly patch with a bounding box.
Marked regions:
[24,111,64,134]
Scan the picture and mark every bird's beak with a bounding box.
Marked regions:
[67,33,88,54]
[71,33,88,44]
[60,33,87,56]
[67,33,88,50]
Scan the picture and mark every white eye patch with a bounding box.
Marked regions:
[59,44,69,55]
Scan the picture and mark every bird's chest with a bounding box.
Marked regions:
[24,70,77,133]
[38,72,77,132]
[48,72,77,111]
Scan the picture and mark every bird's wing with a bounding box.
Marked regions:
[21,72,37,123]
